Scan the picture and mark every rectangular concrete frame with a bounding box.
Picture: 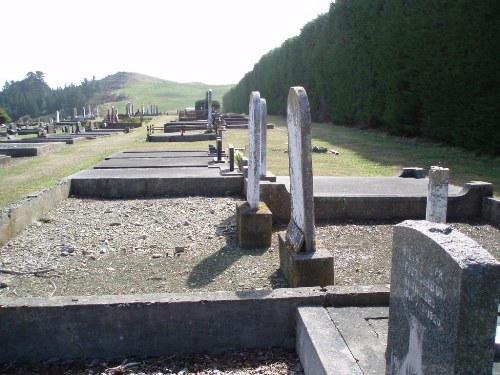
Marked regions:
[0,288,325,362]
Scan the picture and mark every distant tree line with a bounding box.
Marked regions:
[0,71,101,121]
[223,0,500,155]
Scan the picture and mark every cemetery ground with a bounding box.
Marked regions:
[0,114,499,373]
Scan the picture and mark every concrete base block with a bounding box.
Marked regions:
[236,201,272,248]
[278,232,334,287]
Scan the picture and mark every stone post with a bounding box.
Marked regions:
[426,166,449,223]
[229,144,235,172]
[386,220,500,374]
[278,87,334,287]
[207,89,213,131]
[236,91,272,248]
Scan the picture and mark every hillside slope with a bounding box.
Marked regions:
[94,72,234,113]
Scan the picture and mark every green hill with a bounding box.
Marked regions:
[94,72,235,114]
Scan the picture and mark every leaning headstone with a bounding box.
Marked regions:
[386,220,499,374]
[236,91,272,248]
[278,87,334,287]
[426,166,449,223]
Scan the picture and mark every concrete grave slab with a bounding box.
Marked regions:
[93,157,211,169]
[69,167,243,198]
[3,137,86,144]
[0,142,65,157]
[106,151,209,159]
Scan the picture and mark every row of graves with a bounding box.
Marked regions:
[147,89,270,142]
[236,87,500,373]
[0,114,130,164]
[1,87,498,373]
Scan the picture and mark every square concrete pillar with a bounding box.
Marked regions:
[278,232,334,287]
[236,201,272,248]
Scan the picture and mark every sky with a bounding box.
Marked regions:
[1,0,332,89]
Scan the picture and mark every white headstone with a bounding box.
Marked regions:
[247,91,262,210]
[207,89,213,130]
[56,111,60,123]
[426,166,449,223]
[260,98,267,178]
[286,86,315,252]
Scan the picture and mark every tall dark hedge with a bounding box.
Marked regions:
[223,0,500,155]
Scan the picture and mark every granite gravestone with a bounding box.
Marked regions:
[426,166,449,223]
[278,87,334,287]
[386,220,500,374]
[235,91,272,248]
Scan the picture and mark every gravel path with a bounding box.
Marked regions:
[1,196,498,298]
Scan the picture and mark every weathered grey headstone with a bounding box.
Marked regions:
[386,220,500,374]
[278,87,333,287]
[259,98,267,178]
[73,107,77,118]
[426,166,449,223]
[286,86,315,252]
[236,91,272,248]
[82,107,86,118]
[247,91,261,210]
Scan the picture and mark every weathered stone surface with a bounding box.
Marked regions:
[236,201,272,248]
[426,166,449,223]
[247,91,261,209]
[386,220,500,375]
[278,232,333,287]
[286,87,315,252]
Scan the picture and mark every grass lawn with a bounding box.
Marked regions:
[0,114,498,210]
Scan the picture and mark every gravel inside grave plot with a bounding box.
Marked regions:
[0,196,499,374]
[0,196,499,298]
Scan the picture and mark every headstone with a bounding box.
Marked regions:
[278,87,334,287]
[73,108,77,119]
[207,89,213,130]
[82,107,86,118]
[426,166,449,223]
[235,91,272,248]
[56,111,60,123]
[286,87,315,252]
[259,98,267,178]
[386,220,500,374]
[247,91,261,210]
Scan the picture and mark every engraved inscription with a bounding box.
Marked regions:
[401,246,444,329]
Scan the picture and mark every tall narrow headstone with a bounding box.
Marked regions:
[259,98,267,178]
[426,166,449,223]
[386,220,499,374]
[82,107,86,118]
[247,91,261,210]
[278,86,333,287]
[73,108,77,119]
[287,87,315,252]
[235,91,272,248]
[56,111,60,123]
